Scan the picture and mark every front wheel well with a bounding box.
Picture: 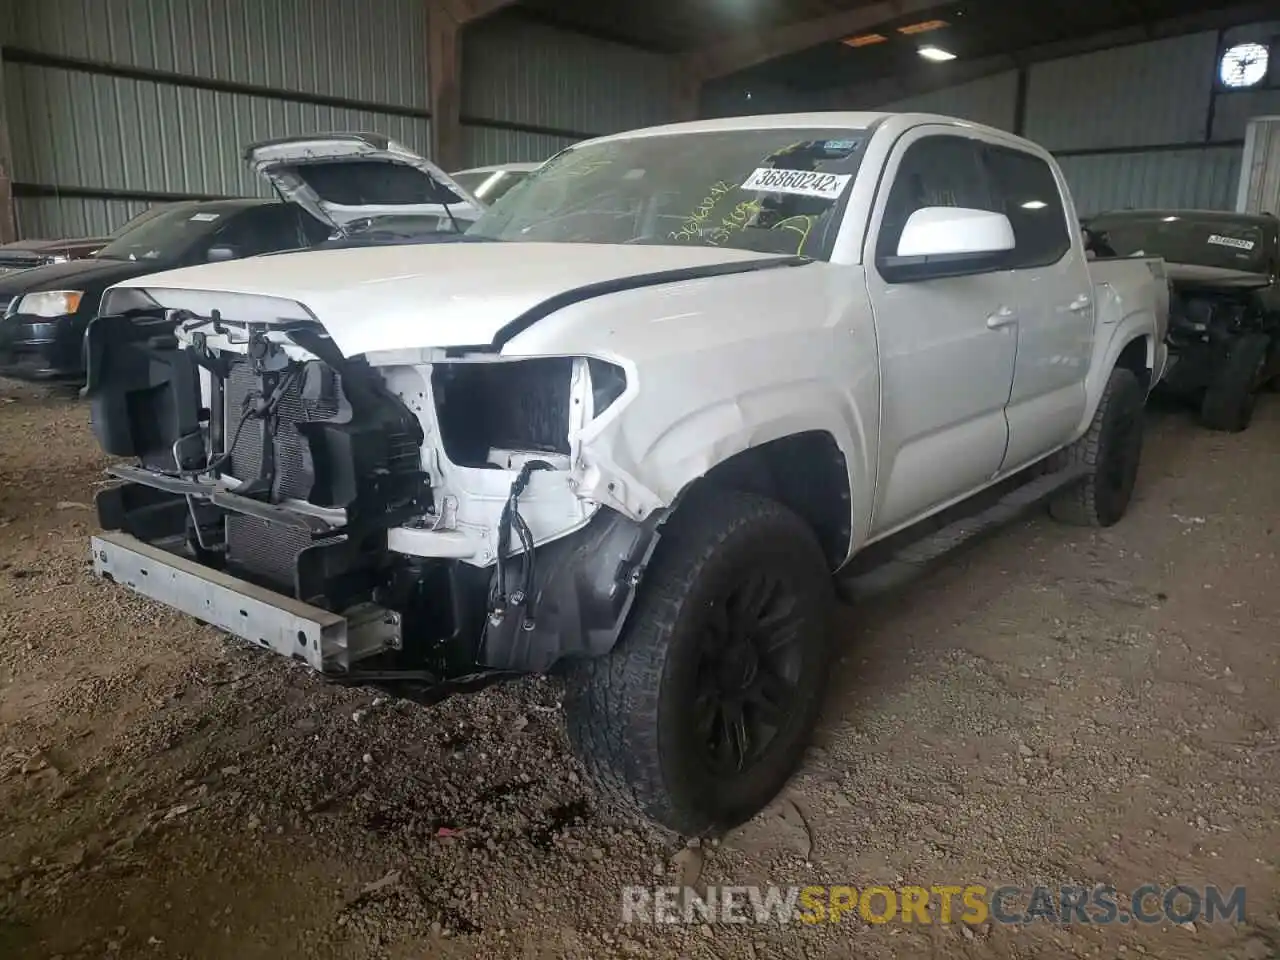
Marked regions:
[672,431,851,570]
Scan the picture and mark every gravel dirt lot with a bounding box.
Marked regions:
[0,378,1277,960]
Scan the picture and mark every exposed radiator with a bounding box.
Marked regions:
[225,515,317,590]
[222,359,342,587]
[218,357,423,591]
[223,358,341,501]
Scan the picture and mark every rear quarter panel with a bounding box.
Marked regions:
[1082,256,1169,431]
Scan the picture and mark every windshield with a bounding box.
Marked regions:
[107,203,182,239]
[95,205,231,261]
[1086,214,1268,272]
[466,129,869,259]
[451,169,534,204]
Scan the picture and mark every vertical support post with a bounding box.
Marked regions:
[1203,27,1226,145]
[672,66,702,123]
[0,29,17,241]
[1012,63,1029,137]
[428,6,464,172]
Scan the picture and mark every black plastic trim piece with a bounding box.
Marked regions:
[479,255,812,353]
[480,507,664,674]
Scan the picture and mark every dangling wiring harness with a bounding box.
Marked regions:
[487,459,554,632]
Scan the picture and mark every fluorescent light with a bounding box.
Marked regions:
[1022,200,1047,210]
[918,46,956,62]
[898,19,949,35]
[843,32,888,47]
[1162,215,1179,222]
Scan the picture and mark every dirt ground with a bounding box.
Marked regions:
[0,378,1277,960]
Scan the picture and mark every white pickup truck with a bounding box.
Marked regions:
[84,112,1167,836]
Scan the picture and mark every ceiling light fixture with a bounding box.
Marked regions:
[918,45,956,62]
[898,19,949,35]
[843,32,888,47]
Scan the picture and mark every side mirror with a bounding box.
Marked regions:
[206,244,238,262]
[897,207,1015,257]
[880,207,1014,282]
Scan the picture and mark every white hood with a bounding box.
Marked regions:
[245,133,485,230]
[111,242,779,357]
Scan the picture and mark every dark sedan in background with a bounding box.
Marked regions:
[0,236,109,278]
[0,204,183,280]
[0,199,328,382]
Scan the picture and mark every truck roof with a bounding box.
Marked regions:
[583,111,996,145]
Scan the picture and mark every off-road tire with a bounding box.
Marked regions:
[1200,333,1270,431]
[563,490,834,837]
[1048,366,1145,527]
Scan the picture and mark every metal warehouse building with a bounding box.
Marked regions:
[0,0,1278,241]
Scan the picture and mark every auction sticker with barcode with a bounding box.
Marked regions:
[1207,234,1255,250]
[741,167,852,199]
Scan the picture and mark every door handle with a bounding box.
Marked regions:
[1068,294,1091,312]
[986,306,1017,329]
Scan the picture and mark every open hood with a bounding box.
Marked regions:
[244,133,485,231]
[1164,262,1273,290]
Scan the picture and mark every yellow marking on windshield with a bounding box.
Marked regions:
[768,215,815,256]
[669,180,736,241]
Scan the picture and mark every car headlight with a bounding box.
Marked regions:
[14,290,84,317]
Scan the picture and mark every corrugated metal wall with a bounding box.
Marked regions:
[877,70,1018,131]
[1057,148,1243,215]
[461,126,576,169]
[14,0,431,110]
[1237,117,1280,212]
[459,13,677,168]
[4,0,435,238]
[850,19,1280,214]
[1023,33,1218,152]
[14,196,153,240]
[700,78,816,119]
[2,1,681,237]
[6,63,431,200]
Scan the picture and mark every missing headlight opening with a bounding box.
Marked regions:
[430,356,627,468]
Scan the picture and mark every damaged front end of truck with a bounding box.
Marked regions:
[84,289,661,702]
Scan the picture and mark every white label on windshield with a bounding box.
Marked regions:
[1207,234,1254,250]
[741,167,852,199]
[189,212,221,222]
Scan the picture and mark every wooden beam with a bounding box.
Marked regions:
[686,0,951,82]
[428,0,516,171]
